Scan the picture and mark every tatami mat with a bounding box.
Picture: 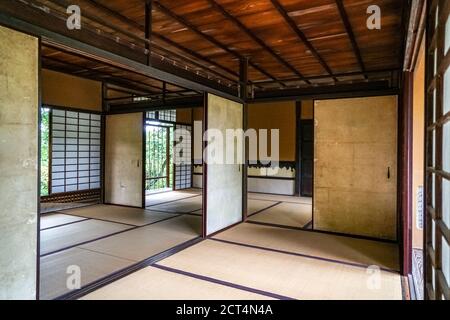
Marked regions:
[79,215,201,262]
[40,220,132,256]
[247,199,279,215]
[40,213,87,230]
[148,195,202,213]
[145,190,200,206]
[81,266,271,300]
[214,223,400,271]
[40,247,132,300]
[247,202,312,228]
[59,204,177,226]
[248,193,312,204]
[158,239,403,300]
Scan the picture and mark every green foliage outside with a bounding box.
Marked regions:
[145,124,174,192]
[40,108,50,196]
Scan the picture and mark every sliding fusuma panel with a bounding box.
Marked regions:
[205,94,244,235]
[105,113,143,207]
[314,96,398,240]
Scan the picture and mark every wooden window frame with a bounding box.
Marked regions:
[425,0,450,300]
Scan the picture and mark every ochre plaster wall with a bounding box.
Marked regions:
[248,101,296,161]
[42,69,102,111]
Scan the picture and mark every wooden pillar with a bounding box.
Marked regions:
[400,71,414,276]
[240,58,248,220]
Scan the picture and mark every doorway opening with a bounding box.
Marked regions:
[145,121,174,194]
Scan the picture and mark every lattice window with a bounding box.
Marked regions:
[159,109,177,122]
[425,0,450,300]
[50,108,101,194]
[146,111,156,120]
[145,110,177,122]
[174,124,192,190]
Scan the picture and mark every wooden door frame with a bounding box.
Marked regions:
[400,71,414,276]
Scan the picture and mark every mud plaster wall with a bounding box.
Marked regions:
[314,96,398,240]
[105,113,143,207]
[42,69,102,111]
[0,26,38,299]
[248,101,296,161]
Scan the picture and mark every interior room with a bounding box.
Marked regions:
[37,46,203,300]
[245,100,313,230]
[0,0,449,302]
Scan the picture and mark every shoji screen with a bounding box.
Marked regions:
[425,0,450,300]
[205,94,244,235]
[50,109,101,194]
[174,124,192,190]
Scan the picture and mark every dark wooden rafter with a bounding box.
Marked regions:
[239,57,249,100]
[206,0,310,84]
[84,0,239,83]
[270,0,337,82]
[153,0,287,86]
[335,0,367,79]
[144,0,152,66]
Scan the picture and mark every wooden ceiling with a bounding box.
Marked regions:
[36,0,406,96]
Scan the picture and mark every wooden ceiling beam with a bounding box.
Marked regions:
[253,68,399,85]
[105,85,150,97]
[108,95,205,115]
[206,0,309,84]
[153,0,286,86]
[42,42,193,93]
[251,81,397,102]
[270,0,337,82]
[335,0,367,79]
